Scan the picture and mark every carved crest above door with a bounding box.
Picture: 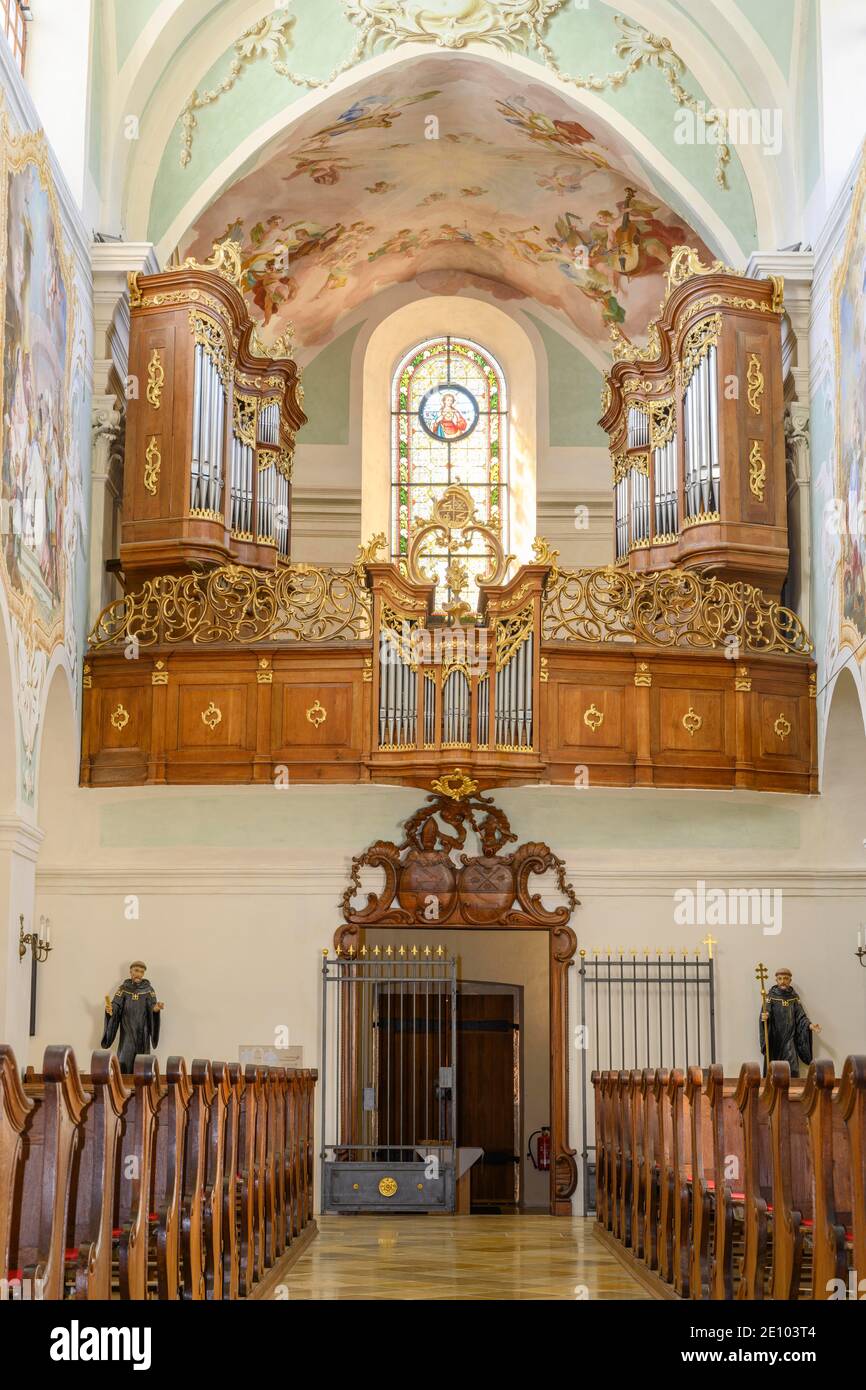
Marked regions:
[340,787,578,931]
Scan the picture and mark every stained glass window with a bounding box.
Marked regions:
[391,336,508,613]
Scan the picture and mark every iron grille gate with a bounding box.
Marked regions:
[577,949,717,1215]
[321,952,458,1212]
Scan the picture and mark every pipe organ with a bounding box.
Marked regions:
[122,241,305,586]
[601,246,787,597]
[80,250,816,796]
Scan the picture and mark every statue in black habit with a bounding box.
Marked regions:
[102,960,164,1073]
[760,967,820,1076]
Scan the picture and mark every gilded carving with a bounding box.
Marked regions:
[110,704,129,731]
[749,439,767,502]
[682,706,703,737]
[541,565,812,655]
[583,703,604,733]
[774,713,792,741]
[143,437,161,496]
[306,699,327,728]
[88,561,372,649]
[201,702,222,730]
[680,314,722,389]
[146,348,165,409]
[746,353,764,414]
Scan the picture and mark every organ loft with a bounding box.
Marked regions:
[0,0,864,1335]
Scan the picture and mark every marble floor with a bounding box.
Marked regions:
[280,1215,650,1300]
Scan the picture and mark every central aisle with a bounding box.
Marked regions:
[280,1216,650,1300]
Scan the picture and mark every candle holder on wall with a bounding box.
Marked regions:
[856,928,866,969]
[19,914,52,1036]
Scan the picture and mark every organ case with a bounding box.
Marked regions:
[600,247,788,597]
[121,242,305,586]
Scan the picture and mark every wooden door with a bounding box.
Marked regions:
[457,993,519,1210]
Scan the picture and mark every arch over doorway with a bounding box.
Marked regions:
[335,785,579,1215]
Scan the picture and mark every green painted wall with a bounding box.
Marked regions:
[799,0,822,199]
[299,320,364,445]
[524,314,606,447]
[114,0,163,69]
[734,0,797,74]
[99,785,803,852]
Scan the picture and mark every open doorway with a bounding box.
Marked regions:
[366,929,550,1212]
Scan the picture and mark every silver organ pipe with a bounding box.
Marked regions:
[627,406,649,449]
[259,402,280,445]
[708,343,720,511]
[615,475,629,559]
[275,471,290,558]
[201,358,213,511]
[476,675,489,747]
[424,673,436,746]
[257,460,276,542]
[699,356,709,513]
[378,631,388,745]
[191,344,203,509]
[523,633,533,748]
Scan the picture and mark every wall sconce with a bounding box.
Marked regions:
[19,914,52,1036]
[857,927,866,969]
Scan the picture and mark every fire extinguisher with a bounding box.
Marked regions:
[527,1126,551,1171]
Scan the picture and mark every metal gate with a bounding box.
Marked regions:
[577,947,717,1215]
[321,949,458,1212]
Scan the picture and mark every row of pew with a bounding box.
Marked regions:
[0,1044,317,1299]
[592,1057,866,1299]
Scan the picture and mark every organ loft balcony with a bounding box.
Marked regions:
[80,247,817,794]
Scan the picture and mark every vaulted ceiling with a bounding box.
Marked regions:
[181,55,711,351]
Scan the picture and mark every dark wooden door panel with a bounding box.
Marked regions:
[457,994,517,1207]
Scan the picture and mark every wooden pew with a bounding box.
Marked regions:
[668,1068,691,1297]
[801,1059,850,1298]
[301,1070,317,1226]
[238,1064,261,1295]
[155,1056,192,1300]
[69,1051,130,1300]
[835,1055,866,1292]
[117,1054,162,1300]
[640,1069,660,1271]
[628,1070,644,1260]
[15,1046,89,1300]
[271,1067,288,1258]
[653,1067,673,1283]
[686,1065,713,1300]
[599,1072,615,1233]
[222,1063,243,1300]
[0,1045,34,1294]
[763,1062,813,1300]
[706,1066,747,1301]
[618,1070,634,1248]
[182,1059,215,1301]
[203,1061,229,1299]
[734,1062,773,1299]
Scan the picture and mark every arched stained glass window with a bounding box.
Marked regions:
[391,336,508,612]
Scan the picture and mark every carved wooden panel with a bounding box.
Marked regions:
[556,682,626,750]
[656,687,726,755]
[277,683,353,748]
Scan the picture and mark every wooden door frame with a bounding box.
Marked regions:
[458,979,524,1211]
[333,918,577,1215]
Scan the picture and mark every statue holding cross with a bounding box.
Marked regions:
[756,962,820,1077]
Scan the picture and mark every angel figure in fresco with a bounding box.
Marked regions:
[428,393,468,440]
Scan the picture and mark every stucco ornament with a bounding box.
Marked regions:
[342,0,563,50]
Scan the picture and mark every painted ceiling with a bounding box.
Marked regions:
[182,56,711,351]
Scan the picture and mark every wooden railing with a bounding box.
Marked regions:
[592,1057,866,1300]
[0,1044,316,1300]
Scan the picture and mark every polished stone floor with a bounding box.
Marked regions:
[281,1215,650,1300]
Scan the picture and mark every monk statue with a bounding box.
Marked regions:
[101,960,164,1074]
[759,967,820,1076]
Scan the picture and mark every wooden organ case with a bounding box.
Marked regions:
[81,248,817,795]
[601,247,787,597]
[122,242,305,586]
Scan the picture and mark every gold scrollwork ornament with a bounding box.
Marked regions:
[146,348,165,408]
[682,706,703,737]
[431,767,479,802]
[143,437,161,496]
[110,704,129,731]
[746,353,764,414]
[378,1177,398,1198]
[306,700,327,728]
[774,713,792,741]
[583,703,604,733]
[748,439,767,501]
[201,702,222,730]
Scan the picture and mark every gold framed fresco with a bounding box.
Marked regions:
[832,144,866,656]
[0,107,77,655]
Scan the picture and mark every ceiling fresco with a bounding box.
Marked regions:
[182,57,711,351]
